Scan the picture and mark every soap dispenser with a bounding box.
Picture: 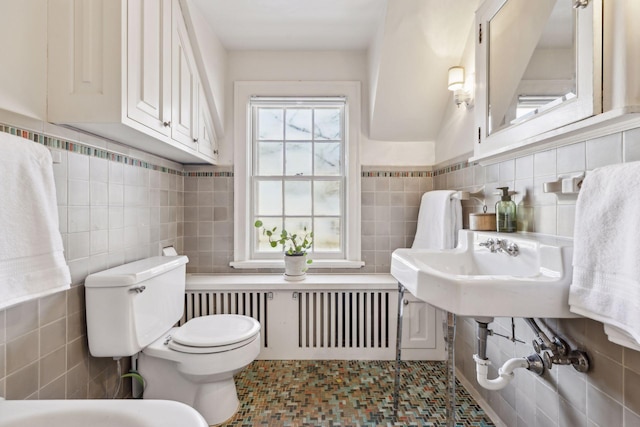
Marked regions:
[495,187,516,233]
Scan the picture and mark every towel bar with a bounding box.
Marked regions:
[543,172,584,203]
[451,186,485,204]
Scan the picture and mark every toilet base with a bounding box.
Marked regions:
[137,353,243,426]
[193,378,240,426]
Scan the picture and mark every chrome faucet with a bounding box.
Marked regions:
[479,238,519,257]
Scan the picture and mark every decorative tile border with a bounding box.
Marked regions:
[432,159,477,176]
[361,170,433,177]
[2,121,478,179]
[184,171,234,177]
[1,123,184,176]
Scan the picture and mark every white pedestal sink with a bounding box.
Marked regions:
[391,230,577,318]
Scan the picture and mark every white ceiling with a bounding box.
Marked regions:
[189,0,388,50]
[187,0,477,143]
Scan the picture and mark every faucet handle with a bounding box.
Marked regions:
[503,242,519,257]
[479,238,494,248]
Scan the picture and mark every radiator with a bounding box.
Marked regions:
[180,291,270,348]
[179,272,449,360]
[296,291,392,350]
[179,288,397,359]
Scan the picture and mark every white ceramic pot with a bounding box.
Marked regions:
[284,254,307,281]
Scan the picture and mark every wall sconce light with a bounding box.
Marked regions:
[448,66,472,108]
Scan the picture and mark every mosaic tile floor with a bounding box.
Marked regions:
[221,360,495,427]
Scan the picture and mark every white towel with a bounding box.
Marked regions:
[568,161,640,348]
[0,132,71,309]
[412,190,462,250]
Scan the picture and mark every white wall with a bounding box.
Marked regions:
[434,25,476,164]
[221,50,435,166]
[181,0,228,138]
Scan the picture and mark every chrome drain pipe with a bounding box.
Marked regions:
[473,320,545,391]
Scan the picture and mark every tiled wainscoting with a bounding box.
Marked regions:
[434,128,640,426]
[360,168,433,274]
[182,167,235,273]
[0,123,184,399]
[182,166,433,274]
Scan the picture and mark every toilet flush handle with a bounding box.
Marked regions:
[129,285,146,294]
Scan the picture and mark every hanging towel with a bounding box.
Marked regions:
[568,161,640,349]
[0,132,71,310]
[412,190,462,250]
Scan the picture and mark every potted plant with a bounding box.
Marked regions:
[254,220,313,281]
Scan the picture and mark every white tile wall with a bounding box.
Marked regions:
[436,128,640,426]
[0,122,183,400]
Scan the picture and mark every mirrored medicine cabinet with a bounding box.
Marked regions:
[474,0,602,160]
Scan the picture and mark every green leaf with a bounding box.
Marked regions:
[306,259,313,264]
[270,241,277,248]
[254,220,263,228]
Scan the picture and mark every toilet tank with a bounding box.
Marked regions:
[85,256,188,357]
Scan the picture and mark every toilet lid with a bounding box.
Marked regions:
[171,315,261,348]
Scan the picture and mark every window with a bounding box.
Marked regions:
[232,82,362,268]
[252,98,345,259]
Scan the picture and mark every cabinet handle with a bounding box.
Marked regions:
[163,121,171,127]
[193,138,199,143]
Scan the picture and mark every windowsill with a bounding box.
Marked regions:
[229,259,365,270]
[186,273,397,289]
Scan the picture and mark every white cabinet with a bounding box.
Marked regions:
[126,0,172,138]
[401,294,446,360]
[473,0,640,163]
[48,0,217,164]
[171,0,198,151]
[196,86,219,162]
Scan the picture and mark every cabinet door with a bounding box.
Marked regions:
[197,86,219,163]
[474,0,602,160]
[171,0,198,150]
[127,0,172,136]
[401,296,438,349]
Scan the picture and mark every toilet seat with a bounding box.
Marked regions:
[168,315,260,354]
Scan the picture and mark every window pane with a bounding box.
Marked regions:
[258,108,284,140]
[314,142,341,176]
[284,181,311,216]
[285,142,312,176]
[284,217,313,252]
[314,181,341,216]
[256,181,282,216]
[257,142,283,176]
[285,109,312,140]
[250,98,348,260]
[255,217,282,252]
[314,108,341,140]
[314,217,341,252]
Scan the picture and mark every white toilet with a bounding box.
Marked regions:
[84,255,261,425]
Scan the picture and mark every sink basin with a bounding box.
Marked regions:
[391,230,577,318]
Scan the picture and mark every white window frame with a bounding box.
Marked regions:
[231,81,363,269]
